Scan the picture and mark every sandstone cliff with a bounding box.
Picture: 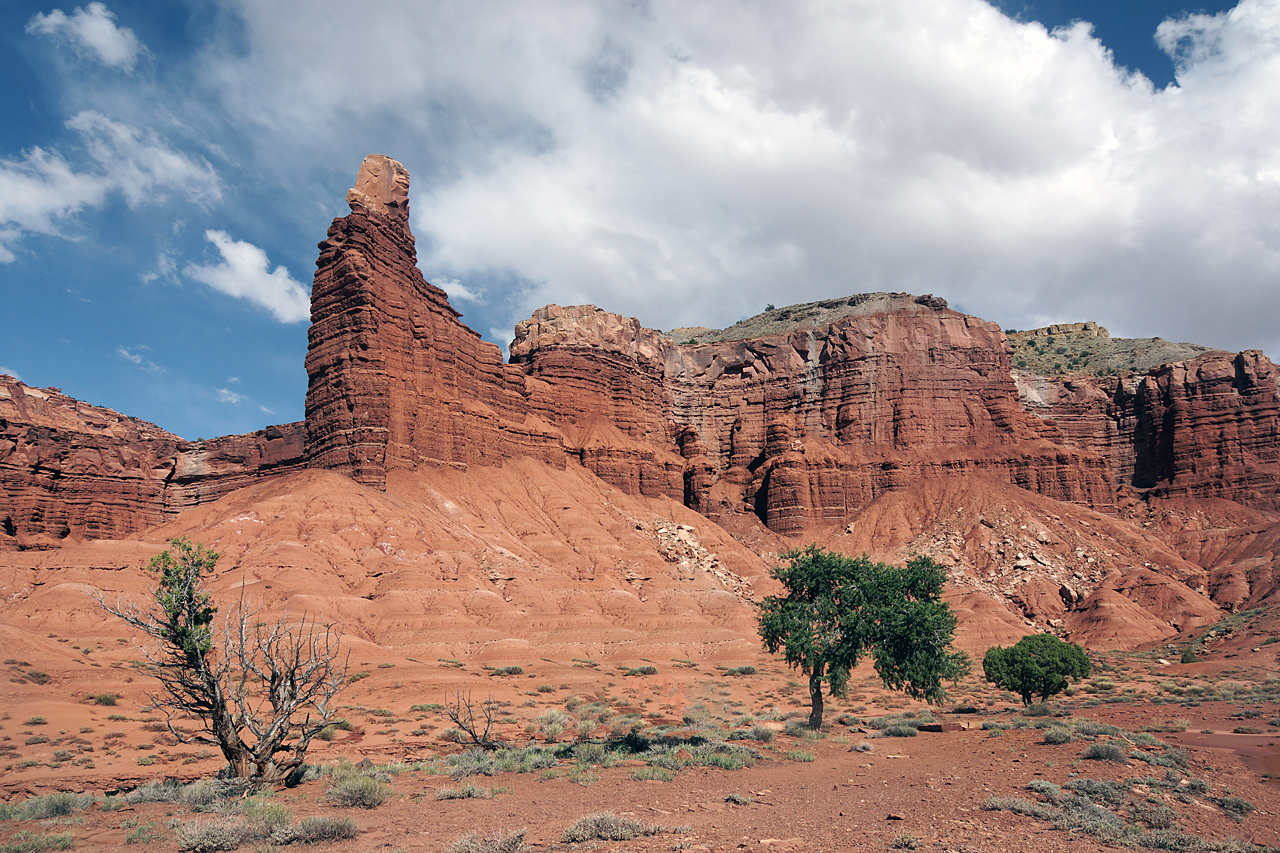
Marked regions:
[5,154,1280,656]
[0,376,305,547]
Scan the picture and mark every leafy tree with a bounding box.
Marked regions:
[757,546,970,729]
[982,633,1091,705]
[97,538,348,782]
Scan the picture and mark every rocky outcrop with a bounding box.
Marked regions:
[1020,350,1280,509]
[0,376,305,547]
[303,155,565,488]
[513,303,1115,536]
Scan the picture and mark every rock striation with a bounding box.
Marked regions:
[5,153,1280,653]
[303,155,565,488]
[0,375,305,547]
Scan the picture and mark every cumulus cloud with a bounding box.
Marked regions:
[182,0,1280,356]
[185,230,310,323]
[27,2,144,71]
[0,111,219,262]
[434,277,484,303]
[215,387,244,405]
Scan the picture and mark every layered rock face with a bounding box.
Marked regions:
[1020,350,1280,509]
[0,376,305,546]
[512,302,1115,535]
[304,154,564,488]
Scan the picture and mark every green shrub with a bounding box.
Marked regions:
[1215,796,1255,819]
[724,666,757,676]
[785,750,815,762]
[1043,726,1072,745]
[883,724,918,737]
[725,793,753,804]
[1082,742,1127,763]
[1024,702,1051,717]
[492,666,523,676]
[890,832,920,850]
[328,776,389,808]
[24,716,47,726]
[92,694,118,706]
[625,666,658,676]
[983,634,1091,704]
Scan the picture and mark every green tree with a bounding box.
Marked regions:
[757,546,970,729]
[982,633,1091,705]
[98,538,348,782]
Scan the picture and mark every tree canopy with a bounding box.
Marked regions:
[982,633,1091,705]
[757,546,969,729]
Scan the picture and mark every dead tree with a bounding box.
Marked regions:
[442,691,505,749]
[96,538,348,783]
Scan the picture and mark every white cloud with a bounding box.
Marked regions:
[434,277,484,303]
[0,111,219,262]
[0,367,21,382]
[185,230,310,323]
[215,387,244,405]
[27,2,144,71]
[116,345,162,372]
[20,0,1280,357]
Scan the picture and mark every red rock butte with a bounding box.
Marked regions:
[3,153,1280,659]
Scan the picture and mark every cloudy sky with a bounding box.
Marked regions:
[1,0,1270,439]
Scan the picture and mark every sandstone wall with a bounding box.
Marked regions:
[0,376,305,547]
[1019,350,1280,509]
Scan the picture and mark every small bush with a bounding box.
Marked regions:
[1064,778,1130,804]
[436,784,490,800]
[1024,702,1051,717]
[291,816,358,844]
[174,820,241,853]
[25,672,49,686]
[91,694,118,706]
[883,725,918,738]
[1043,726,1072,745]
[724,666,757,676]
[890,832,920,850]
[1215,795,1255,819]
[492,666,523,676]
[631,766,674,782]
[625,666,658,676]
[0,831,74,853]
[1082,742,1128,763]
[725,793,753,804]
[328,776,389,808]
[1179,648,1197,664]
[1026,780,1061,799]
[785,750,815,762]
[1232,725,1264,734]
[851,741,873,753]
[24,716,47,726]
[10,793,96,820]
[445,828,528,853]
[562,812,660,843]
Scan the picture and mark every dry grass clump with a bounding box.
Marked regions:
[562,812,669,843]
[445,829,528,853]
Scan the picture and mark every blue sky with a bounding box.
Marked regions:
[0,0,1271,440]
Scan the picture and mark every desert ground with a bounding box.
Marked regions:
[2,607,1278,853]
